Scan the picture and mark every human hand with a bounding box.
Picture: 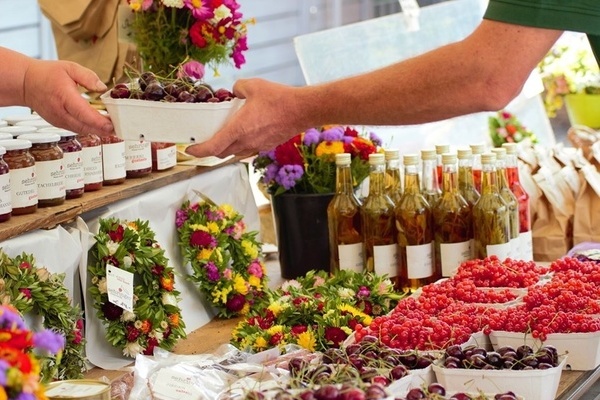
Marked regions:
[22,59,114,136]
[184,78,306,158]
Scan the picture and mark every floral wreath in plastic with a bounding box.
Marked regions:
[176,196,268,318]
[0,250,85,380]
[89,218,187,358]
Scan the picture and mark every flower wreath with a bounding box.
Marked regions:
[176,199,268,318]
[89,218,187,358]
[0,251,85,380]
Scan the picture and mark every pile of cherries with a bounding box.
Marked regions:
[442,343,559,370]
[401,384,519,400]
[109,71,235,103]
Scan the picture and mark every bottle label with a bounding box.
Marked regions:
[509,237,520,260]
[338,243,364,272]
[407,242,433,279]
[125,140,152,171]
[486,242,511,260]
[36,159,65,200]
[440,240,472,277]
[11,166,37,208]
[373,243,398,278]
[102,142,126,180]
[155,145,177,170]
[63,151,84,191]
[82,146,103,184]
[0,173,11,214]
[519,230,533,261]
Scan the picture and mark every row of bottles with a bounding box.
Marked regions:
[327,143,532,293]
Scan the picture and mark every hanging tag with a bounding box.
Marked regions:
[399,0,421,32]
[106,263,134,312]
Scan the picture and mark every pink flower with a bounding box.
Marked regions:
[184,0,214,20]
[178,60,205,80]
[19,288,31,299]
[223,268,232,280]
[247,261,263,278]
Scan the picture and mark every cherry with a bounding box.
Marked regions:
[110,86,130,99]
[427,382,446,396]
[143,82,166,101]
[194,85,214,102]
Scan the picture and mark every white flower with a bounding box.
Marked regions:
[212,4,232,21]
[281,280,301,291]
[107,241,119,256]
[161,0,184,8]
[149,330,164,342]
[120,310,136,322]
[123,341,144,358]
[98,278,108,294]
[123,256,133,268]
[162,293,177,306]
[337,288,355,300]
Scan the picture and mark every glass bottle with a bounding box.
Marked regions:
[457,148,480,208]
[362,153,398,282]
[433,153,473,277]
[492,147,519,260]
[396,154,435,292]
[384,148,402,205]
[502,142,532,260]
[327,153,364,273]
[420,149,441,207]
[470,143,485,194]
[435,144,450,188]
[472,152,511,259]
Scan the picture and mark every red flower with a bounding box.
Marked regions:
[190,231,216,248]
[108,225,124,242]
[291,325,308,335]
[350,138,377,161]
[19,262,31,269]
[274,136,303,166]
[344,127,359,137]
[152,264,165,275]
[189,21,208,48]
[0,330,32,350]
[348,319,359,330]
[324,327,348,347]
[19,288,31,299]
[506,124,518,135]
[226,294,246,312]
[126,325,140,342]
[269,332,283,345]
[358,300,373,315]
[102,302,123,321]
[143,338,159,355]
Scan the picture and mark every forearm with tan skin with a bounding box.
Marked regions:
[0,47,114,137]
[185,20,563,159]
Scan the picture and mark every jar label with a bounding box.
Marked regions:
[440,240,472,277]
[0,173,11,214]
[406,242,433,279]
[11,166,37,208]
[63,151,84,190]
[125,140,151,171]
[338,243,363,272]
[155,145,177,170]
[82,146,103,184]
[373,243,398,278]
[36,159,65,200]
[519,230,533,261]
[486,242,511,260]
[102,142,126,180]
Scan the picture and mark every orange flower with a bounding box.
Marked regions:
[140,320,152,334]
[315,141,345,160]
[160,275,174,292]
[0,346,33,373]
[168,314,180,327]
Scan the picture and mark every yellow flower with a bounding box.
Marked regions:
[267,325,284,336]
[232,321,245,338]
[212,286,232,304]
[267,301,284,317]
[0,387,7,400]
[241,240,258,259]
[198,248,213,260]
[248,275,262,290]
[220,204,235,219]
[338,303,372,325]
[127,221,138,231]
[296,330,316,352]
[240,303,250,315]
[254,336,268,351]
[315,141,345,160]
[206,221,220,234]
[233,274,249,295]
[189,223,208,232]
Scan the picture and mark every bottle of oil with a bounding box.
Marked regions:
[362,153,398,282]
[435,144,450,188]
[502,142,532,260]
[491,147,519,259]
[433,153,473,277]
[327,153,364,273]
[457,148,479,259]
[472,152,511,259]
[396,154,435,292]
[470,143,485,194]
[421,149,441,207]
[384,148,402,205]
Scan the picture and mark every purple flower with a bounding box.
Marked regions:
[342,136,354,144]
[275,165,304,190]
[321,126,345,142]
[33,329,65,355]
[204,262,220,282]
[262,163,279,184]
[14,393,36,400]
[177,60,205,81]
[175,209,188,228]
[0,307,26,330]
[303,128,320,146]
[357,286,371,298]
[0,360,8,386]
[369,132,382,147]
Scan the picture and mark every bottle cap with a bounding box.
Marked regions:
[17,132,60,144]
[491,147,506,160]
[369,153,385,165]
[435,144,450,155]
[442,153,457,165]
[457,148,472,159]
[420,149,436,160]
[481,152,496,164]
[335,153,351,166]
[470,143,486,154]
[502,142,517,155]
[384,148,400,160]
[403,154,419,165]
[0,139,32,151]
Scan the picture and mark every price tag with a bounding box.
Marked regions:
[152,368,204,400]
[106,263,134,312]
[399,0,421,32]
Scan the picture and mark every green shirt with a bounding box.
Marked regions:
[484,0,600,64]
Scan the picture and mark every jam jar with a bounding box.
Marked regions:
[0,139,37,215]
[101,135,126,185]
[17,133,65,207]
[78,133,103,192]
[151,142,177,171]
[57,130,84,199]
[0,125,37,138]
[0,146,11,222]
[125,140,152,178]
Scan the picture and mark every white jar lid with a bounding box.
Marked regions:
[0,120,6,128]
[15,119,53,129]
[2,114,41,125]
[0,139,32,151]
[0,133,13,141]
[0,125,37,137]
[0,146,5,156]
[17,133,61,144]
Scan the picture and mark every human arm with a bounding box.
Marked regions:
[0,47,114,136]
[185,19,562,158]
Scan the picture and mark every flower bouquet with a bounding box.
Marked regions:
[176,197,267,318]
[253,126,381,196]
[488,110,537,147]
[125,0,253,74]
[0,304,65,399]
[88,218,187,358]
[231,270,403,353]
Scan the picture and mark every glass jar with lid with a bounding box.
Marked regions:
[125,140,152,178]
[101,135,126,185]
[151,142,177,172]
[0,139,37,215]
[78,133,103,191]
[0,146,11,222]
[56,130,84,199]
[17,133,65,207]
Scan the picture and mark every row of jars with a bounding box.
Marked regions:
[0,114,178,221]
[327,143,532,293]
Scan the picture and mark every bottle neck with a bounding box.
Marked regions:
[505,153,521,187]
[335,164,354,194]
[421,158,440,193]
[481,162,499,195]
[441,163,459,193]
[458,159,476,188]
[404,164,420,194]
[368,163,386,195]
[495,160,509,190]
[386,159,402,193]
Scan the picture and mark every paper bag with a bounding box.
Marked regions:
[39,0,119,41]
[573,164,600,244]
